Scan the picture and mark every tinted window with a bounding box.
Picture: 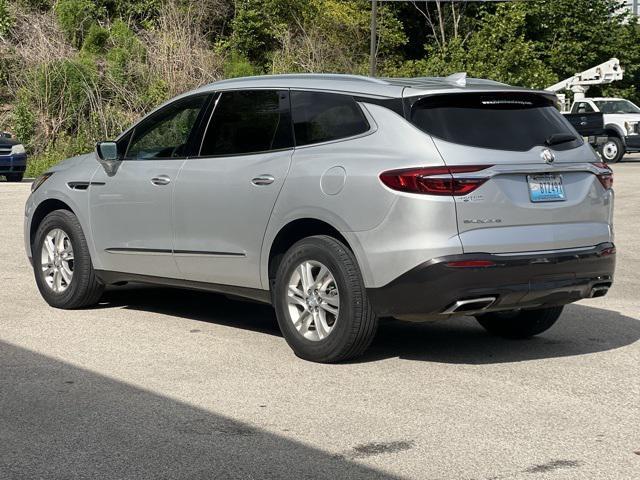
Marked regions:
[126,95,208,159]
[291,91,369,146]
[409,92,581,151]
[199,90,292,156]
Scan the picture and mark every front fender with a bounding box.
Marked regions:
[25,163,101,267]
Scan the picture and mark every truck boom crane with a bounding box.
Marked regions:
[546,58,624,111]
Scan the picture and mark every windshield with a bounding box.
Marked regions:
[409,92,581,151]
[594,100,640,114]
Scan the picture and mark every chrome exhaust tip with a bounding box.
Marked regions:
[441,296,497,315]
[590,285,610,298]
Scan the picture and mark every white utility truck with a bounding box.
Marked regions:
[546,58,640,162]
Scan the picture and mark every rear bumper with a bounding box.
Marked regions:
[0,153,27,173]
[367,243,616,317]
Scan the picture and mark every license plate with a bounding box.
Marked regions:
[527,174,566,202]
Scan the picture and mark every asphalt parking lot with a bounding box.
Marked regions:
[1,158,639,480]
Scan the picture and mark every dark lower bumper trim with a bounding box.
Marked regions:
[95,270,271,304]
[367,243,616,316]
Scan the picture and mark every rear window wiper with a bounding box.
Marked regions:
[545,133,578,146]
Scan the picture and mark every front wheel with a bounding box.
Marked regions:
[475,306,563,339]
[599,137,624,163]
[33,209,104,309]
[273,235,377,363]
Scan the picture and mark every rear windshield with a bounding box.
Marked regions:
[409,92,581,151]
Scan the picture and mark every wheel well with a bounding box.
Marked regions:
[604,127,622,139]
[29,199,74,248]
[268,218,352,284]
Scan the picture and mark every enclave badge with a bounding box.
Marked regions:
[541,148,555,164]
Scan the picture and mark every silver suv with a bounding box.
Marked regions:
[25,74,616,362]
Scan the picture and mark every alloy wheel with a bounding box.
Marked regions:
[286,260,340,341]
[40,228,74,293]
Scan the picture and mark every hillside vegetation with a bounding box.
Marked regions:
[0,0,639,177]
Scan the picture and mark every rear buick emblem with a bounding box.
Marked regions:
[541,148,555,164]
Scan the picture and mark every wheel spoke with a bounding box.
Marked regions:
[304,262,316,291]
[61,245,74,260]
[319,302,338,317]
[296,310,312,335]
[319,292,339,307]
[315,265,329,287]
[54,229,64,251]
[42,265,54,276]
[44,236,55,260]
[60,265,73,284]
[53,269,62,292]
[314,310,330,340]
[287,286,307,309]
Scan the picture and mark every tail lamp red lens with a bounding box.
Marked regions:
[599,246,616,256]
[379,165,493,196]
[592,162,613,190]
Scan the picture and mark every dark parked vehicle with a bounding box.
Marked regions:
[0,134,27,182]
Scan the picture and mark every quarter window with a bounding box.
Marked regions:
[291,91,370,146]
[126,95,208,159]
[199,90,293,156]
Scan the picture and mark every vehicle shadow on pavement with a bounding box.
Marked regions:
[0,340,399,480]
[98,285,281,336]
[99,286,639,365]
[362,303,640,365]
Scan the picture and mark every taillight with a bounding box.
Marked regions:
[593,162,613,190]
[446,260,496,268]
[599,245,616,256]
[379,165,493,196]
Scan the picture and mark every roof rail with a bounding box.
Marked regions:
[209,73,390,86]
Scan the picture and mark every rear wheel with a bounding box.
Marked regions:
[273,235,377,363]
[33,209,104,309]
[599,136,624,163]
[5,173,23,182]
[475,306,563,339]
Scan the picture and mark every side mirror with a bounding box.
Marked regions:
[95,141,121,176]
[96,141,119,161]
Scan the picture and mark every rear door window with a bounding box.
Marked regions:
[199,90,292,156]
[409,92,581,151]
[291,91,370,146]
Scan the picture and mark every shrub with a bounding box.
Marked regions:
[82,24,110,55]
[12,94,36,149]
[54,0,102,48]
[223,51,259,79]
[0,0,14,39]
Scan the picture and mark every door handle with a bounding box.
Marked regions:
[251,174,275,186]
[151,175,171,186]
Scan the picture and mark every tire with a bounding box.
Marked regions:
[5,173,23,182]
[273,235,377,363]
[33,209,104,309]
[475,306,563,339]
[599,136,624,163]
